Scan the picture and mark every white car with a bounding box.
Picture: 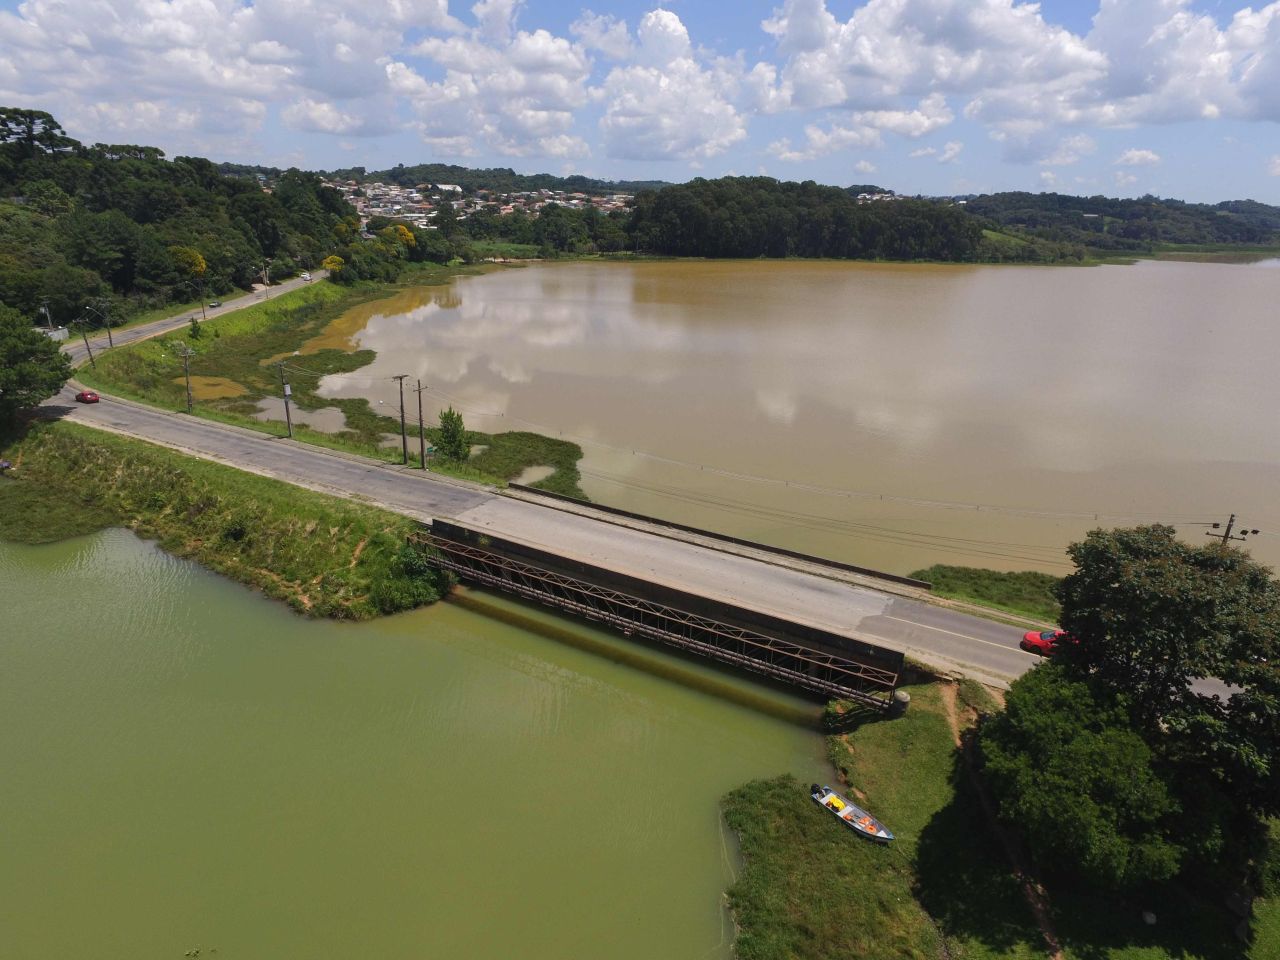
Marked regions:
[300,272,312,281]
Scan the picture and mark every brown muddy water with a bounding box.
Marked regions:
[0,530,826,958]
[314,259,1280,575]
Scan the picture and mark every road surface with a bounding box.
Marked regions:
[48,276,1063,687]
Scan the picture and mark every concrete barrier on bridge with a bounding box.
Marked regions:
[506,483,932,591]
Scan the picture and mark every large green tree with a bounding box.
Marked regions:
[0,304,72,423]
[1058,525,1280,816]
[437,406,468,462]
[980,663,1183,889]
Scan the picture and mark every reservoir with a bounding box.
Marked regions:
[0,531,825,958]
[316,259,1280,575]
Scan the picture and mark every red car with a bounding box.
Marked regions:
[1021,629,1072,655]
[74,390,100,404]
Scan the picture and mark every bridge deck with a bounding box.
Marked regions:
[422,520,903,708]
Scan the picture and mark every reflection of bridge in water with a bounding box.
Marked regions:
[419,517,907,711]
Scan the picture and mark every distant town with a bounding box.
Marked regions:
[273,175,903,231]
[318,178,635,230]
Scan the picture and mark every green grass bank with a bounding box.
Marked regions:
[913,564,1062,622]
[75,266,586,499]
[0,421,449,619]
[722,679,1275,960]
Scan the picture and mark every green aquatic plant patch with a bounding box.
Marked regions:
[0,422,449,619]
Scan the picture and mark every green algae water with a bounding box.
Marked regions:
[0,530,825,959]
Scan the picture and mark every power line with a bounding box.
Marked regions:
[261,365,1262,533]
[581,469,1076,568]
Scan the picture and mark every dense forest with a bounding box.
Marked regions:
[0,107,357,328]
[627,177,991,260]
[964,191,1280,251]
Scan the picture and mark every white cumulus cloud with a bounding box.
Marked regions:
[1116,148,1162,166]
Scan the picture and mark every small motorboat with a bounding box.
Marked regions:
[810,783,894,843]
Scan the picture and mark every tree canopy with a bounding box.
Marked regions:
[981,663,1183,889]
[0,106,353,330]
[437,406,468,462]
[0,304,72,422]
[963,191,1279,251]
[982,524,1280,894]
[1058,525,1280,816]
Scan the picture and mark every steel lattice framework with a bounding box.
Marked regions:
[418,532,899,709]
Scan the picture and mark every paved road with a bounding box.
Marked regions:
[66,273,326,365]
[49,279,1056,687]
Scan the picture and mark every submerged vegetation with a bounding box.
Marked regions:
[0,421,449,619]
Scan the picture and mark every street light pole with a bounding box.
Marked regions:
[87,301,113,349]
[393,374,409,465]
[415,379,427,469]
[75,317,96,368]
[275,361,294,438]
[178,345,196,413]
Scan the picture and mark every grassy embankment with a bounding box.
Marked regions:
[0,421,448,619]
[74,265,586,498]
[912,565,1062,623]
[723,678,1275,960]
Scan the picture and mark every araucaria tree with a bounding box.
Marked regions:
[982,524,1280,892]
[0,304,73,424]
[437,406,468,462]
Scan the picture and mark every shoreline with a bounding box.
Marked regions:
[0,421,449,620]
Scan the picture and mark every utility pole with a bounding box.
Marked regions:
[275,361,294,438]
[414,379,427,469]
[393,374,409,465]
[87,300,113,349]
[1207,513,1261,547]
[177,344,196,413]
[75,318,96,368]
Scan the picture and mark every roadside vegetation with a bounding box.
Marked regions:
[0,421,450,618]
[725,677,1276,960]
[0,302,72,426]
[912,564,1062,622]
[73,272,586,498]
[726,525,1280,960]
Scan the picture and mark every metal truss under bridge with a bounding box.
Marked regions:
[416,529,900,710]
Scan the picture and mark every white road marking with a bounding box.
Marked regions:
[883,615,1037,656]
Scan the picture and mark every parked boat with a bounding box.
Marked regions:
[810,783,894,843]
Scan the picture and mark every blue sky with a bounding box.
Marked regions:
[1,0,1278,202]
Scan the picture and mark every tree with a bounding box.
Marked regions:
[0,303,73,423]
[980,663,1183,889]
[437,406,468,462]
[1058,525,1280,817]
[0,107,73,155]
[321,254,345,275]
[168,245,207,281]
